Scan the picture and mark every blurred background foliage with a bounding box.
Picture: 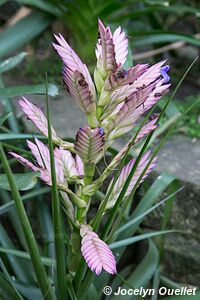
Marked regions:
[0,0,199,137]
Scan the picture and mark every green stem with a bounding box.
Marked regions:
[76,270,95,300]
[70,163,95,281]
[97,106,103,120]
[86,114,99,128]
[76,164,95,222]
[67,229,81,274]
[0,144,56,300]
[46,74,66,300]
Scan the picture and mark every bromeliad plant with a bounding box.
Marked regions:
[1,19,173,299]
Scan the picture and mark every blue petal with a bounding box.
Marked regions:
[99,127,104,135]
[160,65,170,83]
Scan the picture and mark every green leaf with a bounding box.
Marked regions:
[0,144,56,298]
[0,0,7,6]
[0,76,20,133]
[13,280,42,300]
[16,0,62,16]
[160,275,182,289]
[86,284,98,300]
[132,31,200,47]
[130,174,176,230]
[0,259,24,300]
[109,230,176,249]
[0,274,23,300]
[151,268,160,300]
[115,5,200,22]
[123,43,132,69]
[0,224,33,283]
[0,186,50,215]
[67,275,78,300]
[0,246,54,267]
[0,112,12,126]
[111,241,159,300]
[162,293,200,300]
[115,186,183,236]
[0,52,27,74]
[1,190,28,252]
[110,265,133,294]
[0,172,39,191]
[0,133,45,141]
[36,197,55,261]
[0,11,52,57]
[0,83,58,97]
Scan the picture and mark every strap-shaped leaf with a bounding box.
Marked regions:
[80,225,117,275]
[75,127,104,164]
[0,172,39,191]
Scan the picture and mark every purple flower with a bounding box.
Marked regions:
[99,127,104,135]
[160,65,170,83]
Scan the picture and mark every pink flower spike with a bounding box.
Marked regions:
[80,225,117,275]
[134,117,158,144]
[18,97,60,143]
[107,152,157,209]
